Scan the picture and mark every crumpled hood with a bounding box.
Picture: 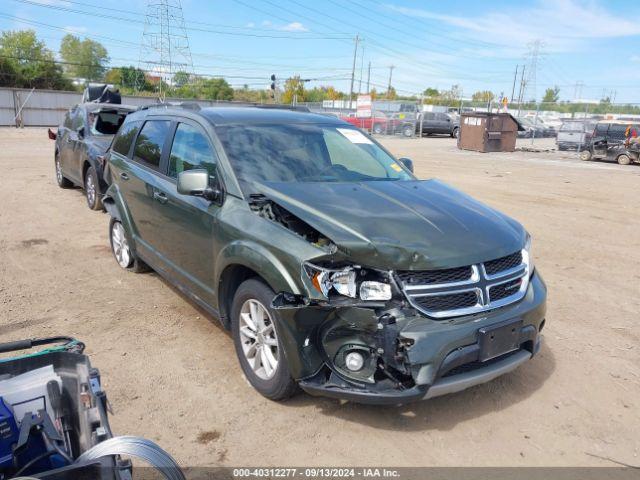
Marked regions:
[257,180,526,270]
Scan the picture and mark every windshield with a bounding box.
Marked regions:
[88,111,128,136]
[216,123,414,192]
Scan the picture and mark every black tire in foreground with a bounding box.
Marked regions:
[108,218,150,273]
[55,151,73,189]
[231,278,298,401]
[617,154,632,165]
[84,166,103,211]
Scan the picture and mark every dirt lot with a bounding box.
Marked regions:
[0,128,638,467]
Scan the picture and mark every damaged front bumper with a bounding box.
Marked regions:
[273,271,547,405]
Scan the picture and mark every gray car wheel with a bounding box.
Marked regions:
[55,151,73,188]
[617,154,631,165]
[85,166,103,211]
[231,278,297,400]
[109,218,150,273]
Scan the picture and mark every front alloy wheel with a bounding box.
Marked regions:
[239,299,279,380]
[231,279,297,400]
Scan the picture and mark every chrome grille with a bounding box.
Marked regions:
[398,249,530,319]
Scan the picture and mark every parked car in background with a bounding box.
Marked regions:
[417,112,460,137]
[51,102,135,210]
[556,119,597,150]
[340,110,414,137]
[516,117,553,138]
[102,104,546,404]
[580,120,640,165]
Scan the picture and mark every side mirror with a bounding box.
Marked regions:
[77,126,85,139]
[398,157,414,173]
[177,169,222,202]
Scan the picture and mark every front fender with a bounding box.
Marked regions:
[214,240,302,296]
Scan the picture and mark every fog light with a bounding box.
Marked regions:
[345,351,365,372]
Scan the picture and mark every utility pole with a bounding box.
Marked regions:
[573,80,584,101]
[516,64,526,116]
[387,65,395,98]
[348,34,360,109]
[366,61,371,94]
[511,65,519,102]
[358,44,365,94]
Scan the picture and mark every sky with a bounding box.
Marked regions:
[1,0,639,103]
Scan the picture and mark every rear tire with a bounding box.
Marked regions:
[109,218,150,273]
[231,278,298,401]
[617,154,631,165]
[55,151,73,188]
[402,124,414,137]
[451,127,459,138]
[580,150,592,161]
[372,123,383,135]
[84,166,103,211]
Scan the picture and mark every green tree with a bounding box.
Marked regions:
[59,34,109,81]
[173,70,190,87]
[472,90,495,102]
[0,30,70,89]
[120,66,147,90]
[104,67,122,85]
[198,77,233,100]
[423,87,439,97]
[386,86,397,100]
[0,56,16,86]
[542,86,560,103]
[281,75,305,104]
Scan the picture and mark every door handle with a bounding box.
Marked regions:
[120,172,129,181]
[153,191,168,204]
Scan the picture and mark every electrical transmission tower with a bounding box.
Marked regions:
[523,40,543,103]
[138,0,194,100]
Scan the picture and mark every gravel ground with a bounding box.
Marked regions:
[0,128,638,468]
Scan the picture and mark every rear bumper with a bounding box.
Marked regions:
[279,272,547,405]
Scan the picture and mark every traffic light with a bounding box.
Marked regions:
[270,74,276,99]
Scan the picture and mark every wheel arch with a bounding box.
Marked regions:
[103,184,138,251]
[215,241,302,328]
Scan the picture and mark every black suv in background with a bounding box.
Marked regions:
[102,104,546,404]
[52,102,135,210]
[580,120,640,165]
[417,111,460,137]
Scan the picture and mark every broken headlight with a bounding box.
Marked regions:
[304,264,392,301]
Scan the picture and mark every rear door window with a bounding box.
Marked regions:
[112,120,142,157]
[608,124,627,141]
[168,123,218,180]
[594,124,608,136]
[133,120,171,169]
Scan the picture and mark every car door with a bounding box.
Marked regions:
[592,123,609,158]
[605,124,627,160]
[421,112,436,133]
[117,118,173,264]
[435,113,452,134]
[59,108,78,181]
[67,108,86,182]
[147,120,221,305]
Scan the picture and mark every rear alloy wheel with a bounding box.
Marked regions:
[452,127,459,138]
[109,218,149,273]
[580,150,592,161]
[55,152,73,188]
[84,166,103,211]
[617,154,631,165]
[231,279,297,400]
[402,124,414,138]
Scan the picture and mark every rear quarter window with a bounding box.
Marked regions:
[112,120,142,157]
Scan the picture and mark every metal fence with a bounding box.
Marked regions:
[0,87,235,127]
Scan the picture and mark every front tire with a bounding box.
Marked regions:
[402,124,414,138]
[372,123,383,135]
[617,154,631,165]
[451,127,459,138]
[109,218,149,273]
[85,166,103,211]
[55,151,73,188]
[231,279,297,401]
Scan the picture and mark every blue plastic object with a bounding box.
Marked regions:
[0,397,19,470]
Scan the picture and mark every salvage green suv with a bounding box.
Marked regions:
[103,105,547,404]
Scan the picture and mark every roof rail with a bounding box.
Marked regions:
[138,101,201,111]
[251,104,310,112]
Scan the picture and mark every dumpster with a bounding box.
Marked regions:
[458,112,523,152]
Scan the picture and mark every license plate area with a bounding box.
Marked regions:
[478,319,523,361]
